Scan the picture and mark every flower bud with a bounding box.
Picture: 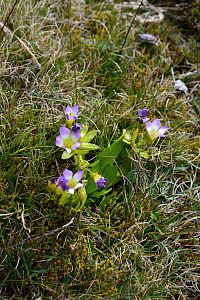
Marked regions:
[92,173,107,190]
[78,187,87,205]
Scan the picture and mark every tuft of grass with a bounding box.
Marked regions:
[0,0,200,299]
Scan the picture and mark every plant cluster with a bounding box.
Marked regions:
[48,106,170,210]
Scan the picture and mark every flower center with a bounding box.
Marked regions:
[67,178,77,188]
[149,129,158,139]
[63,137,74,149]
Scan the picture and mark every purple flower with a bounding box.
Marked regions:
[48,177,58,190]
[137,108,149,122]
[72,123,83,132]
[58,169,84,194]
[50,178,57,185]
[93,173,107,190]
[56,125,81,153]
[146,118,169,139]
[58,175,69,191]
[65,105,80,121]
[96,177,107,190]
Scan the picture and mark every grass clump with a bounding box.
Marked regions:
[0,0,200,299]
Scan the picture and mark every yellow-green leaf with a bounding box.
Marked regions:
[80,130,98,143]
[62,152,73,159]
[80,143,99,150]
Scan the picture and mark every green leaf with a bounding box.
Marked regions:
[90,160,100,167]
[86,135,125,195]
[79,143,99,150]
[74,149,90,155]
[92,135,125,173]
[91,188,112,198]
[103,164,118,186]
[80,125,89,137]
[99,135,124,162]
[80,130,98,143]
[86,177,98,194]
[61,152,73,159]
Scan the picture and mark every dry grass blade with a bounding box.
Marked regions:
[0,21,41,68]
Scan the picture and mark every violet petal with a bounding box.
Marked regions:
[74,170,83,182]
[72,129,81,140]
[72,142,81,150]
[71,105,79,114]
[60,126,70,137]
[63,169,73,180]
[56,136,63,147]
[151,118,161,130]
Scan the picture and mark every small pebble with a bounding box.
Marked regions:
[138,33,158,45]
[174,79,188,94]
